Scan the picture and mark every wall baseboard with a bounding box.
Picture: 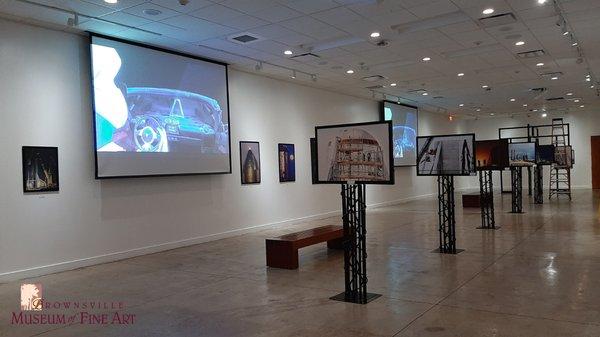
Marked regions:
[0,191,438,282]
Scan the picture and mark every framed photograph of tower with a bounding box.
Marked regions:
[239,141,260,184]
[278,143,295,182]
[416,134,476,176]
[22,146,59,193]
[315,121,394,184]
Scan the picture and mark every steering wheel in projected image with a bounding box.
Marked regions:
[133,117,168,152]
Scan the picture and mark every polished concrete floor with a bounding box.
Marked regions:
[3,189,600,337]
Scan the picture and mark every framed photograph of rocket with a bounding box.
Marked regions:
[22,146,59,193]
[315,121,394,184]
[239,141,260,184]
[278,143,295,182]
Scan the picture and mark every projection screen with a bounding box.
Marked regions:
[381,101,418,166]
[90,35,231,178]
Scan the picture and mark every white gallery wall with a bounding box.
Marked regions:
[0,19,472,280]
[466,112,600,190]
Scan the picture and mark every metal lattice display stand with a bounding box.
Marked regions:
[510,167,524,213]
[477,170,497,229]
[534,165,544,204]
[330,183,381,304]
[432,176,463,254]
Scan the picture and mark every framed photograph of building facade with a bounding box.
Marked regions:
[278,143,295,182]
[509,142,536,166]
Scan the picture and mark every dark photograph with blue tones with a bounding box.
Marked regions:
[537,144,555,165]
[509,142,536,166]
[22,146,59,193]
[381,101,418,167]
[240,141,260,184]
[278,143,296,182]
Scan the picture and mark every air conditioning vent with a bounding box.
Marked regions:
[362,75,386,82]
[530,87,547,93]
[365,85,384,90]
[290,53,320,62]
[478,13,517,28]
[540,71,563,78]
[517,49,545,58]
[546,97,564,101]
[228,32,263,45]
[407,89,427,95]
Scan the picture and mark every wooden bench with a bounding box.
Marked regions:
[266,225,344,269]
[462,193,481,208]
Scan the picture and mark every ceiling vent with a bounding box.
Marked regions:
[478,13,517,28]
[546,97,565,102]
[516,49,545,58]
[362,75,386,82]
[530,87,547,93]
[289,53,320,63]
[228,32,263,45]
[540,71,563,78]
[407,89,427,95]
[365,85,385,90]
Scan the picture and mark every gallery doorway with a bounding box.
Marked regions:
[592,136,600,189]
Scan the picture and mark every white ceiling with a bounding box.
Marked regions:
[1,0,599,118]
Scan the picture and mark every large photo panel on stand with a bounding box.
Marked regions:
[508,142,536,166]
[381,101,418,167]
[90,34,231,178]
[417,134,476,176]
[315,121,394,184]
[475,139,509,170]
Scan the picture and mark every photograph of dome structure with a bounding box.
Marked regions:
[417,134,476,176]
[315,121,393,184]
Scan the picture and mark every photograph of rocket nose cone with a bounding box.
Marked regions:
[2,0,600,336]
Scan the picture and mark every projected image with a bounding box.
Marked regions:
[417,134,475,176]
[240,141,260,184]
[382,101,417,166]
[537,145,555,165]
[316,121,393,184]
[509,143,536,166]
[91,35,230,178]
[278,143,295,182]
[476,139,509,170]
[22,147,59,193]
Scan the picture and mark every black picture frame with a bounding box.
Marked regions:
[380,100,419,167]
[239,141,261,185]
[475,139,509,171]
[88,32,232,179]
[508,142,537,167]
[416,133,476,176]
[278,143,296,183]
[314,120,394,185]
[536,144,555,165]
[22,146,59,193]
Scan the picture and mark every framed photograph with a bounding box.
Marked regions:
[315,121,394,184]
[536,144,555,165]
[278,143,295,182]
[239,141,260,184]
[476,139,509,170]
[555,145,573,168]
[417,134,476,176]
[509,142,536,166]
[22,146,59,193]
[381,100,418,167]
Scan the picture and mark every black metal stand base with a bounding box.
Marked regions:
[435,176,461,254]
[510,167,524,214]
[534,165,543,204]
[330,292,381,304]
[331,183,380,305]
[476,226,501,230]
[431,248,465,254]
[477,170,497,229]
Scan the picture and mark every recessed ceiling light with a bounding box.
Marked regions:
[574,99,580,102]
[536,62,544,67]
[482,8,494,15]
[542,113,548,117]
[563,31,569,36]
[457,73,464,77]
[370,32,380,38]
[476,108,481,112]
[586,74,591,78]
[533,109,538,112]
[390,83,397,86]
[586,78,591,82]
[538,0,547,4]
[104,0,118,3]
[572,42,578,46]
[482,85,488,88]
[515,41,525,46]
[591,85,595,89]
[523,104,528,107]
[551,76,558,80]
[284,50,293,55]
[346,69,354,74]
[490,113,495,116]
[422,92,428,96]
[566,92,573,96]
[510,98,516,102]
[142,8,162,16]
[459,103,464,107]
[580,105,585,108]
[422,57,431,61]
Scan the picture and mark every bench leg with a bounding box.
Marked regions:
[266,241,298,269]
[327,237,344,250]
